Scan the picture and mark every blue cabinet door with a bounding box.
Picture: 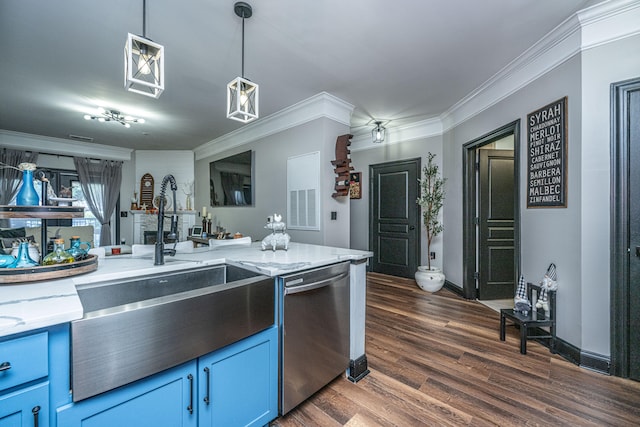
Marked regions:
[198,326,278,427]
[0,382,49,427]
[57,361,197,427]
[0,332,48,394]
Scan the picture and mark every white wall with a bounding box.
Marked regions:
[439,31,640,356]
[133,150,195,211]
[443,55,585,349]
[119,152,136,245]
[580,33,640,355]
[194,118,351,247]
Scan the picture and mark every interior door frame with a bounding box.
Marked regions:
[610,77,640,378]
[368,158,421,278]
[462,120,521,300]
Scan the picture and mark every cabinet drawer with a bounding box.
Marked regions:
[0,332,48,392]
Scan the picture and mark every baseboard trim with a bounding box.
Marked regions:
[444,280,465,298]
[578,349,611,375]
[348,355,370,383]
[529,328,611,375]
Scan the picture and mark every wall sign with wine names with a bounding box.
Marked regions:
[527,97,567,208]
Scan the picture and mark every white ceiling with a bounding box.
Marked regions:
[0,0,595,151]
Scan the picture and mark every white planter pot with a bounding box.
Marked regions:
[415,266,445,292]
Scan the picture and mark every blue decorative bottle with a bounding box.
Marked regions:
[8,241,39,268]
[16,163,40,206]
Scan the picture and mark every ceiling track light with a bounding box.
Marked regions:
[227,2,259,123]
[372,121,386,143]
[125,0,164,98]
[84,108,145,128]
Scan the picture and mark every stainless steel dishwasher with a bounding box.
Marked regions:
[279,261,350,415]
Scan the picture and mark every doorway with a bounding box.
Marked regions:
[462,121,521,300]
[611,77,640,380]
[369,158,421,278]
[478,148,515,299]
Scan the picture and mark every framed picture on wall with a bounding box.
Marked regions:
[350,172,362,199]
[526,97,568,208]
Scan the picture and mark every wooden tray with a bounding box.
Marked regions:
[0,255,98,284]
[0,205,84,219]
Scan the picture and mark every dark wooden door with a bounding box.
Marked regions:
[369,159,420,278]
[612,78,640,380]
[628,87,640,380]
[478,149,515,299]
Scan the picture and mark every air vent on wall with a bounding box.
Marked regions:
[69,134,94,142]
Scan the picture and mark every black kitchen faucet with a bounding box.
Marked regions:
[154,174,178,265]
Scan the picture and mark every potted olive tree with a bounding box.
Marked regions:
[415,152,446,292]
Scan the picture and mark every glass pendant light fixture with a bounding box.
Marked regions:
[227,2,259,123]
[125,0,164,98]
[372,121,386,143]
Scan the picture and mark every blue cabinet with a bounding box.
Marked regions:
[0,382,49,427]
[57,326,278,427]
[0,332,49,427]
[198,326,278,427]
[57,361,197,427]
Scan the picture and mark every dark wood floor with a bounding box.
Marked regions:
[273,272,640,426]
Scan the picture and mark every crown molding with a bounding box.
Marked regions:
[578,0,640,50]
[440,13,582,132]
[349,117,443,152]
[440,0,640,133]
[0,129,132,161]
[194,92,354,160]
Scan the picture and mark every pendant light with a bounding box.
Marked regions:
[227,2,259,123]
[125,0,164,98]
[372,121,386,143]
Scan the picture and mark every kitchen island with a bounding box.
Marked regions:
[0,242,371,426]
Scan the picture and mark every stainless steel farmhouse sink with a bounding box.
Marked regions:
[75,265,226,312]
[71,265,273,402]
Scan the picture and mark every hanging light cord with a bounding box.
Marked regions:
[142,0,147,37]
[241,11,246,78]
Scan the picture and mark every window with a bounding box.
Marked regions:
[70,180,103,245]
[8,169,112,246]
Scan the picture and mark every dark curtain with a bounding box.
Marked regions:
[220,172,247,205]
[73,157,122,246]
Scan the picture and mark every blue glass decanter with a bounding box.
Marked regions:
[16,163,40,206]
[0,253,15,268]
[8,241,40,268]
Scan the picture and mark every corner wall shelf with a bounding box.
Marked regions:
[331,134,354,198]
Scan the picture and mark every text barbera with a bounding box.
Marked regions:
[527,97,567,208]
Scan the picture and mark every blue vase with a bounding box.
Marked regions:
[0,253,15,268]
[8,241,39,268]
[16,169,40,206]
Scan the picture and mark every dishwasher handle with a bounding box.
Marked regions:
[284,272,348,295]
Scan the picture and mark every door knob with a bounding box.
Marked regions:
[409,226,415,230]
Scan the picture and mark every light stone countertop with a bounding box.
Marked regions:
[0,242,371,338]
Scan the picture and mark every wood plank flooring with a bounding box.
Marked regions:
[272,272,640,426]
